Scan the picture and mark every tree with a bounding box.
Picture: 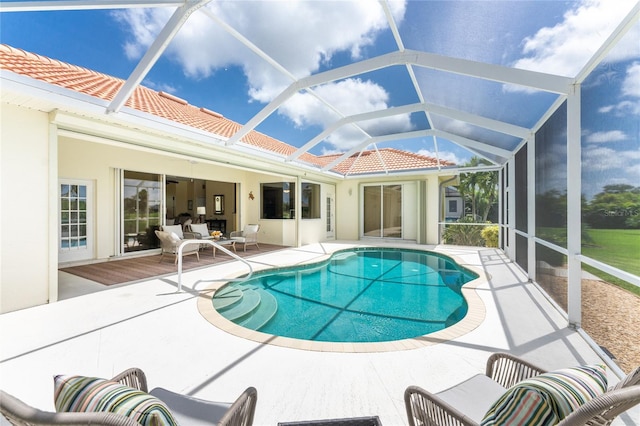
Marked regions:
[458,157,498,222]
[583,185,640,229]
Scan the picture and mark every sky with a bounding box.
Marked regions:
[0,0,638,195]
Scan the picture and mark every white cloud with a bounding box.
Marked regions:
[142,79,177,94]
[622,62,640,98]
[112,9,169,60]
[440,119,474,137]
[627,162,640,177]
[585,130,628,143]
[279,78,414,150]
[598,100,640,117]
[114,1,408,149]
[511,0,637,78]
[417,149,461,165]
[583,145,639,173]
[596,62,640,117]
[115,1,405,98]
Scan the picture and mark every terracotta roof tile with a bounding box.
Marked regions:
[0,44,454,175]
[317,148,455,175]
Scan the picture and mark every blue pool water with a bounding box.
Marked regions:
[212,248,478,343]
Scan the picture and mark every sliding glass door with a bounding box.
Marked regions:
[123,171,162,253]
[362,184,402,238]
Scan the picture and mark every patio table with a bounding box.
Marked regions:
[278,416,382,426]
[212,238,236,257]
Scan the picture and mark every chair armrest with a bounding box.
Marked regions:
[230,230,242,238]
[404,385,478,426]
[183,231,200,239]
[111,367,148,393]
[485,352,547,389]
[611,366,640,390]
[557,385,640,426]
[217,387,258,426]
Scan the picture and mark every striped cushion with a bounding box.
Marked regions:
[481,364,607,426]
[54,375,178,426]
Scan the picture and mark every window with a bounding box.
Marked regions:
[448,199,457,213]
[60,184,87,250]
[301,183,320,219]
[261,182,295,219]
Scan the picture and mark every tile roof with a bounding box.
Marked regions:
[0,44,454,175]
[317,148,454,175]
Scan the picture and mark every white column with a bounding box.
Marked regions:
[507,158,516,260]
[566,85,582,328]
[48,121,59,303]
[527,137,536,280]
[295,176,302,247]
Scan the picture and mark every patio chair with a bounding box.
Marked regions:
[0,368,257,426]
[155,230,200,264]
[230,224,260,252]
[189,223,211,239]
[404,352,640,426]
[161,224,198,240]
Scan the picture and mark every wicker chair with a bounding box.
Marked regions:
[1,368,257,426]
[155,230,201,264]
[230,224,260,252]
[405,352,640,426]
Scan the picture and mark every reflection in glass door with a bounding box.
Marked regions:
[362,184,402,238]
[383,185,402,237]
[59,180,93,263]
[363,186,382,237]
[123,171,162,253]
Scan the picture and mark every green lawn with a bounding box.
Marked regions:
[582,229,640,276]
[582,228,640,296]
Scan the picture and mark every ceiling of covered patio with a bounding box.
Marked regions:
[1,0,638,177]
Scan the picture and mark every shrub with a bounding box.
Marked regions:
[481,225,499,247]
[442,217,487,246]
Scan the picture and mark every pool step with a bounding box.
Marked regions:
[218,288,261,321]
[331,252,357,262]
[212,287,243,310]
[238,289,278,330]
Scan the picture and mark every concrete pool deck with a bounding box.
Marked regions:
[1,242,638,425]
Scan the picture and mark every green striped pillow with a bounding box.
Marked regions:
[481,364,607,426]
[54,375,178,426]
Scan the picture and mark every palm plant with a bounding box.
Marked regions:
[458,157,498,222]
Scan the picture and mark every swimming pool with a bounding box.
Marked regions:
[210,247,478,344]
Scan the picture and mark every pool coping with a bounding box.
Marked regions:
[196,246,487,353]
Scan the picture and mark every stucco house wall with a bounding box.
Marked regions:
[1,104,53,312]
[1,102,446,313]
